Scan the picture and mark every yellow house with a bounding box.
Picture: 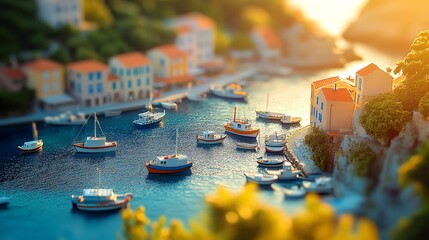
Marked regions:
[313,86,354,132]
[23,58,65,98]
[354,63,393,110]
[310,76,355,126]
[147,44,193,88]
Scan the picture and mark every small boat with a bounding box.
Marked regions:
[196,131,227,144]
[244,173,278,185]
[71,169,133,211]
[280,115,302,125]
[104,110,122,117]
[265,132,286,153]
[210,83,247,99]
[256,157,285,168]
[45,111,86,125]
[161,102,178,110]
[146,129,192,174]
[274,185,306,199]
[302,176,333,194]
[256,93,286,120]
[133,110,165,127]
[17,122,43,153]
[236,142,260,151]
[265,162,301,180]
[186,92,206,101]
[72,113,117,153]
[224,107,259,138]
[0,196,11,207]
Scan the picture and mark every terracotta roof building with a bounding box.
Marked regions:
[0,68,26,92]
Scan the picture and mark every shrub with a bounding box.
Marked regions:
[304,127,330,171]
[419,91,429,119]
[348,142,376,177]
[122,184,378,240]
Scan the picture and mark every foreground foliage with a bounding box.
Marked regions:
[348,142,377,177]
[123,184,378,240]
[304,127,330,171]
[419,92,429,119]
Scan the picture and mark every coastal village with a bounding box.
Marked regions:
[1,0,429,240]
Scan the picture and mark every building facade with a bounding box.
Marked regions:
[312,87,354,132]
[67,60,110,107]
[147,45,193,87]
[354,63,393,110]
[36,0,82,28]
[22,59,65,98]
[250,26,282,60]
[0,68,26,92]
[109,52,152,102]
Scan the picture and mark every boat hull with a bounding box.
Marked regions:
[265,145,285,153]
[281,117,302,125]
[72,199,130,211]
[196,135,227,145]
[236,142,259,150]
[17,145,43,153]
[133,118,163,127]
[73,143,117,153]
[224,125,259,138]
[212,89,247,99]
[255,111,285,120]
[256,160,285,168]
[146,162,192,174]
[244,174,277,185]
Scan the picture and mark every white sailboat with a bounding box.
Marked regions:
[255,93,286,120]
[17,122,43,153]
[72,113,117,153]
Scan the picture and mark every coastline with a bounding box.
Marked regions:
[0,69,257,127]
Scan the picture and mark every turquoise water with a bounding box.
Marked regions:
[0,71,364,239]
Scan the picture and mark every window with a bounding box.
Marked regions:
[160,58,165,66]
[357,94,361,103]
[127,69,131,76]
[70,81,75,91]
[146,77,150,86]
[97,83,103,93]
[237,124,241,128]
[134,68,139,76]
[319,113,322,123]
[316,96,319,105]
[97,71,102,80]
[316,109,318,117]
[313,122,316,127]
[112,82,117,90]
[128,80,132,88]
[120,69,124,76]
[146,66,150,74]
[321,102,324,110]
[89,73,94,81]
[43,72,50,80]
[88,84,94,94]
[359,78,362,90]
[137,78,141,87]
[354,92,357,102]
[112,67,117,75]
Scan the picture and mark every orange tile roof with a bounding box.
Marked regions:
[114,52,149,68]
[0,68,25,80]
[23,59,62,71]
[356,63,380,77]
[67,60,108,73]
[108,74,119,82]
[183,12,215,29]
[155,75,194,85]
[321,88,353,102]
[312,76,341,89]
[174,25,192,34]
[155,44,188,58]
[253,26,282,48]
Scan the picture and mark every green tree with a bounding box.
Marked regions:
[348,142,376,177]
[360,93,410,145]
[304,127,330,171]
[84,0,114,26]
[50,47,70,64]
[419,91,429,119]
[394,30,429,112]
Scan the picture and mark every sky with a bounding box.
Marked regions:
[288,0,367,36]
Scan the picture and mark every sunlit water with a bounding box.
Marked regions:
[0,46,401,239]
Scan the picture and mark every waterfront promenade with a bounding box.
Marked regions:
[0,69,257,127]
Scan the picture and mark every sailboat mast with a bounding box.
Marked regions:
[97,168,100,190]
[175,128,178,156]
[94,113,97,138]
[233,106,236,122]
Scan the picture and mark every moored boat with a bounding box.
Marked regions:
[17,122,43,153]
[265,132,286,153]
[265,162,301,180]
[71,169,133,211]
[133,110,165,127]
[45,111,86,125]
[256,157,285,168]
[186,92,206,101]
[196,131,227,145]
[280,115,302,125]
[161,102,178,110]
[273,184,306,199]
[72,113,117,153]
[236,141,260,151]
[302,176,333,194]
[146,129,192,174]
[255,93,286,120]
[244,173,278,185]
[210,83,247,99]
[224,107,259,138]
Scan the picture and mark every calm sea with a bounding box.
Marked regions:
[0,52,399,239]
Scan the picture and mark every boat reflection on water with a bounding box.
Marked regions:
[146,170,192,183]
